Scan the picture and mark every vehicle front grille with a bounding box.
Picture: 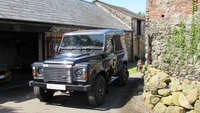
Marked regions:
[0,70,6,75]
[43,67,72,83]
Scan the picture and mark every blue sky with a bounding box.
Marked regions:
[84,0,146,13]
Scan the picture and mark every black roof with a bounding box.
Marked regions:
[0,0,131,30]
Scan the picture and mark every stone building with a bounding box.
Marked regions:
[94,0,145,62]
[0,0,145,70]
[0,0,122,69]
[146,0,200,77]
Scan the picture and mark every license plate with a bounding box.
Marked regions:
[47,84,66,90]
[0,75,4,79]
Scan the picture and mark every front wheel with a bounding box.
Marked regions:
[117,64,128,86]
[87,75,106,106]
[33,87,55,101]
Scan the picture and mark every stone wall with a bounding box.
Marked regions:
[143,67,200,113]
[121,32,132,62]
[145,0,200,78]
[95,2,146,62]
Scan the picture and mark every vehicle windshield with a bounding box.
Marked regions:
[61,34,104,48]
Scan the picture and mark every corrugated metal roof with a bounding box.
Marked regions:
[0,0,131,30]
[94,0,145,20]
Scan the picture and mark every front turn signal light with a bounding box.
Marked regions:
[33,72,37,77]
[82,74,87,79]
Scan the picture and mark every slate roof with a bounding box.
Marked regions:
[0,0,131,30]
[94,0,145,20]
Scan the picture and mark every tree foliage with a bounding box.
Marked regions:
[137,11,145,17]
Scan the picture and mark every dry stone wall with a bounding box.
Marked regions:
[143,67,200,113]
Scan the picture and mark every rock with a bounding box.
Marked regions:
[155,71,171,83]
[144,83,157,93]
[152,60,159,68]
[186,88,198,104]
[158,82,167,88]
[181,79,191,85]
[193,85,200,96]
[158,89,171,97]
[178,85,187,91]
[194,100,200,112]
[150,76,159,86]
[144,82,151,91]
[144,74,151,84]
[151,96,160,105]
[170,77,178,81]
[142,90,147,99]
[146,104,154,110]
[172,92,182,106]
[145,71,149,75]
[148,68,161,76]
[186,110,196,113]
[169,79,181,92]
[191,81,197,85]
[165,106,185,113]
[145,92,152,106]
[183,89,193,96]
[170,84,180,92]
[182,85,194,95]
[179,93,194,109]
[153,102,166,113]
[197,82,200,85]
[150,87,158,95]
[161,95,173,106]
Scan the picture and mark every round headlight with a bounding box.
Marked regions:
[37,67,43,75]
[75,69,82,77]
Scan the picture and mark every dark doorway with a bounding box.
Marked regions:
[0,32,38,69]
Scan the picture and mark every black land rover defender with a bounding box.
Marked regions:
[29,29,129,106]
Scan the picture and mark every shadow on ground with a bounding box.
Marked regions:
[42,77,144,111]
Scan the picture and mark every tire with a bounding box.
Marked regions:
[117,64,128,86]
[87,75,106,106]
[33,87,55,101]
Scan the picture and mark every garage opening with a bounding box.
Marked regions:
[0,32,38,70]
[0,32,39,88]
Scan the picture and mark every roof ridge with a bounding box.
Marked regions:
[93,0,145,20]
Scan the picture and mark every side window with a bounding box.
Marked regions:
[105,35,123,54]
[113,35,123,52]
[105,36,114,54]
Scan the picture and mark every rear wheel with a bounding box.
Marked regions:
[87,75,106,106]
[117,64,128,86]
[33,87,55,101]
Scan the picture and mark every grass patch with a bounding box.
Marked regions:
[128,65,145,74]
[128,66,137,74]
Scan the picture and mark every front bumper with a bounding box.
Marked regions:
[29,80,91,92]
